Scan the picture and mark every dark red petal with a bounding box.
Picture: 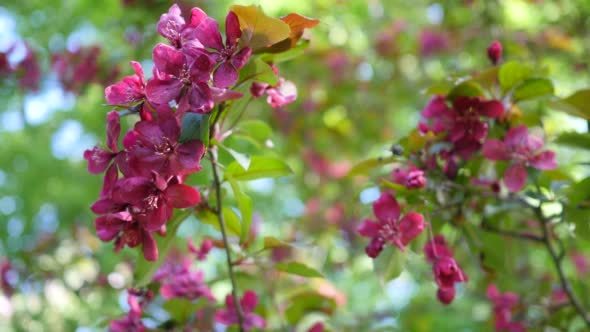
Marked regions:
[213,61,238,88]
[106,111,120,152]
[372,192,401,223]
[142,231,158,261]
[145,76,183,106]
[225,11,242,46]
[152,43,185,77]
[166,184,201,208]
[194,16,224,50]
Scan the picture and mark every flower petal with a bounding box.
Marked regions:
[398,212,425,245]
[225,11,242,46]
[372,192,400,223]
[482,139,509,161]
[530,150,557,170]
[166,184,201,208]
[145,76,183,106]
[152,43,185,77]
[504,163,527,192]
[213,61,238,88]
[194,16,224,50]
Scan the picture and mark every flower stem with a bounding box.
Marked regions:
[531,202,590,327]
[208,148,245,332]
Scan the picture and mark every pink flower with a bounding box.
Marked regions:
[483,125,557,192]
[308,322,325,332]
[433,256,467,289]
[420,96,503,159]
[487,40,503,65]
[110,174,201,231]
[392,164,427,189]
[188,238,213,261]
[424,235,467,305]
[160,269,214,301]
[145,43,214,113]
[0,260,14,297]
[105,61,146,106]
[190,9,252,88]
[487,284,527,332]
[570,251,589,276]
[52,46,101,93]
[215,290,266,331]
[17,44,41,91]
[419,29,449,57]
[123,110,205,178]
[84,111,122,174]
[251,77,298,109]
[109,292,146,332]
[92,173,200,261]
[357,192,425,258]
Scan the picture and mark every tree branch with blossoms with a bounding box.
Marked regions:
[83,3,318,331]
[352,40,590,330]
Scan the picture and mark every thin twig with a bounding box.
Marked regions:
[209,148,245,332]
[480,221,544,243]
[531,202,590,327]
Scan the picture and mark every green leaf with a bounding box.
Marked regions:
[260,40,310,63]
[513,78,554,101]
[239,58,278,85]
[229,179,253,243]
[499,61,532,91]
[224,156,293,181]
[236,120,273,143]
[550,89,590,120]
[221,145,251,170]
[133,210,191,288]
[285,291,336,325]
[567,177,590,207]
[179,113,209,145]
[163,298,207,323]
[263,236,291,249]
[373,246,405,281]
[447,80,484,101]
[424,81,453,95]
[555,132,590,150]
[196,208,241,237]
[222,207,242,236]
[348,155,398,176]
[276,262,324,278]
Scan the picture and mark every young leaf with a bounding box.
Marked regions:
[499,61,532,91]
[236,119,273,143]
[373,246,405,281]
[513,78,554,102]
[555,132,590,150]
[348,155,398,176]
[196,208,241,237]
[229,5,291,51]
[224,156,293,181]
[550,89,590,120]
[447,80,484,101]
[220,145,251,170]
[133,210,191,288]
[239,58,278,85]
[276,262,324,278]
[229,179,253,243]
[280,13,320,48]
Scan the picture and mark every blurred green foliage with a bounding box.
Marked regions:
[1,0,590,331]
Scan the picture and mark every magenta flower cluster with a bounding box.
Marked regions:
[357,192,425,258]
[84,3,263,261]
